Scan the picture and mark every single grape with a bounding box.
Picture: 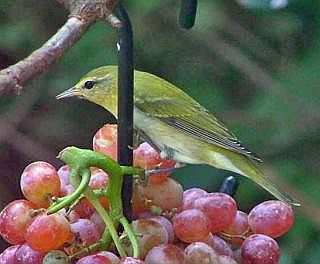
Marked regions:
[43,250,70,264]
[218,255,238,264]
[57,165,70,186]
[15,243,44,264]
[241,234,280,264]
[248,200,294,238]
[89,167,109,189]
[20,161,61,208]
[93,124,118,160]
[145,244,186,264]
[130,219,168,259]
[148,216,175,243]
[0,199,36,244]
[98,251,120,264]
[133,142,176,184]
[184,242,218,264]
[60,183,75,197]
[77,254,111,264]
[222,210,250,246]
[182,188,207,210]
[202,233,233,257]
[90,212,106,235]
[25,213,71,252]
[70,218,100,246]
[173,209,210,243]
[74,198,96,218]
[119,257,145,264]
[139,178,183,211]
[193,193,237,233]
[0,245,19,264]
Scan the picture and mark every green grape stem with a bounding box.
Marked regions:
[51,147,141,258]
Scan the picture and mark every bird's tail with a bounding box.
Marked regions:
[207,151,300,206]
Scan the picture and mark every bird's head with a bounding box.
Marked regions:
[56,65,118,114]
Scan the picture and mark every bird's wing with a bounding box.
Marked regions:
[135,96,262,162]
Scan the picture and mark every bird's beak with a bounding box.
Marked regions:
[56,87,79,100]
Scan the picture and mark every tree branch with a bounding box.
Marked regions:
[0,0,119,95]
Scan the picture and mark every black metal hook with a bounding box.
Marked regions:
[115,4,134,221]
[219,176,239,197]
[179,0,198,29]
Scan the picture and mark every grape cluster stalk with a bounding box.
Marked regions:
[0,124,294,264]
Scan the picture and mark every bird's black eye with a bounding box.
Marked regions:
[84,80,95,89]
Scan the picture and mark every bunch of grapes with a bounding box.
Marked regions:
[0,124,294,264]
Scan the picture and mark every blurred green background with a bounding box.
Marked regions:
[0,0,320,262]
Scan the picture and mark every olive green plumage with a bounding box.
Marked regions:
[57,65,299,206]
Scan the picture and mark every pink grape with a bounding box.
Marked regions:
[184,242,218,264]
[149,216,175,243]
[0,199,36,244]
[89,168,109,189]
[98,251,120,264]
[145,244,186,264]
[119,257,145,264]
[182,188,207,210]
[0,245,19,264]
[93,124,118,160]
[193,193,237,233]
[57,165,70,185]
[202,233,233,257]
[222,210,250,246]
[15,243,44,264]
[131,219,169,258]
[248,200,294,238]
[133,142,176,184]
[25,213,71,252]
[173,209,210,243]
[218,255,238,264]
[241,234,280,264]
[70,218,100,246]
[139,178,183,211]
[77,254,111,264]
[20,161,61,208]
[90,212,106,235]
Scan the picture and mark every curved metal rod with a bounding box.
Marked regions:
[219,176,239,197]
[179,0,198,29]
[115,3,134,221]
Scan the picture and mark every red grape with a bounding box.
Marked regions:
[98,251,120,264]
[89,168,109,189]
[202,233,233,257]
[193,193,237,233]
[70,218,100,246]
[173,209,210,243]
[248,200,294,238]
[145,244,186,264]
[133,142,176,184]
[0,199,36,244]
[15,243,44,264]
[131,219,168,259]
[0,245,19,264]
[90,212,106,235]
[77,254,111,264]
[222,210,250,246]
[218,255,238,264]
[184,242,218,264]
[241,234,280,264]
[93,124,118,160]
[139,178,183,211]
[25,213,71,252]
[148,216,175,243]
[119,257,145,264]
[182,188,207,210]
[20,161,61,208]
[57,165,70,186]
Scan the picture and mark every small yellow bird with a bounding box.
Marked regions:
[57,65,299,206]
